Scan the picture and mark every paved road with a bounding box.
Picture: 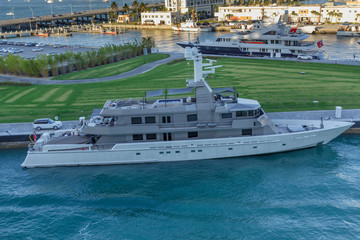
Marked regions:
[0,52,183,85]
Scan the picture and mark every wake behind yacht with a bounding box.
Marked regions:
[22,48,351,168]
[177,20,327,60]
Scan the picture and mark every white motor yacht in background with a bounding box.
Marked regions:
[337,24,360,37]
[177,19,327,60]
[173,20,212,32]
[22,48,351,168]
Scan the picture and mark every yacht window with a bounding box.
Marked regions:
[145,116,156,124]
[131,117,142,124]
[248,110,254,116]
[242,129,252,136]
[133,134,143,140]
[163,133,172,141]
[146,133,157,140]
[162,116,171,123]
[236,111,247,117]
[187,114,198,122]
[188,131,198,138]
[222,113,232,119]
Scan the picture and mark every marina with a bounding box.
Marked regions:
[0,0,360,238]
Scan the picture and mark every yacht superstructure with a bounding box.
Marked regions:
[22,48,351,168]
[177,21,327,59]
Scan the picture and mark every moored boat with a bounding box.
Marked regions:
[337,24,360,37]
[172,20,212,32]
[177,20,327,60]
[36,32,49,37]
[22,47,352,168]
[103,29,117,35]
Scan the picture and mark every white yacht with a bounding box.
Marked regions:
[172,20,212,32]
[337,24,360,37]
[177,20,327,60]
[22,48,352,168]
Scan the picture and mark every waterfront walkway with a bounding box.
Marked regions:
[0,52,183,85]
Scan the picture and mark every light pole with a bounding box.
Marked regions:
[89,0,92,10]
[50,3,53,15]
[29,6,34,17]
[69,4,73,14]
[29,7,34,31]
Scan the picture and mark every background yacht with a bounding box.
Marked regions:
[177,21,327,60]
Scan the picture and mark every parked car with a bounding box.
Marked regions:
[32,47,43,52]
[25,42,36,47]
[33,118,63,130]
[35,43,46,47]
[297,54,313,60]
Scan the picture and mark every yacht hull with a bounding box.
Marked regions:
[176,42,326,59]
[22,120,353,168]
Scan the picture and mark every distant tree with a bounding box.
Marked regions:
[123,3,130,15]
[139,2,146,13]
[310,10,320,23]
[356,13,360,23]
[327,11,336,23]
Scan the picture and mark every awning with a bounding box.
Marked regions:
[213,87,236,93]
[168,87,193,95]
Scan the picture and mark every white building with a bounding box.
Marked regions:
[165,0,224,16]
[216,6,287,21]
[216,5,360,23]
[321,5,360,23]
[141,11,180,25]
[288,6,322,23]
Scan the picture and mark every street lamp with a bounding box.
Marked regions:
[89,0,92,10]
[29,6,34,17]
[29,7,34,31]
[69,4,73,14]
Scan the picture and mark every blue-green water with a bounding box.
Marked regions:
[1,135,360,239]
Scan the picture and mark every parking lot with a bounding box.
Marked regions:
[0,40,95,59]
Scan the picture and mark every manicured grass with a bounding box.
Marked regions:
[52,54,169,80]
[1,58,360,123]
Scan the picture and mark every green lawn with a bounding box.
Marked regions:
[1,57,360,123]
[52,54,169,80]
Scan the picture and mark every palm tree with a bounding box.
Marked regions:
[335,12,343,23]
[111,1,118,11]
[132,0,139,17]
[310,10,320,23]
[327,11,336,23]
[110,1,118,22]
[139,2,146,13]
[123,3,130,15]
[356,13,360,23]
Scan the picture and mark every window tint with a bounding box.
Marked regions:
[221,113,232,119]
[188,132,198,138]
[187,114,198,122]
[145,116,156,124]
[133,134,143,140]
[242,129,252,136]
[146,133,156,140]
[131,117,142,124]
